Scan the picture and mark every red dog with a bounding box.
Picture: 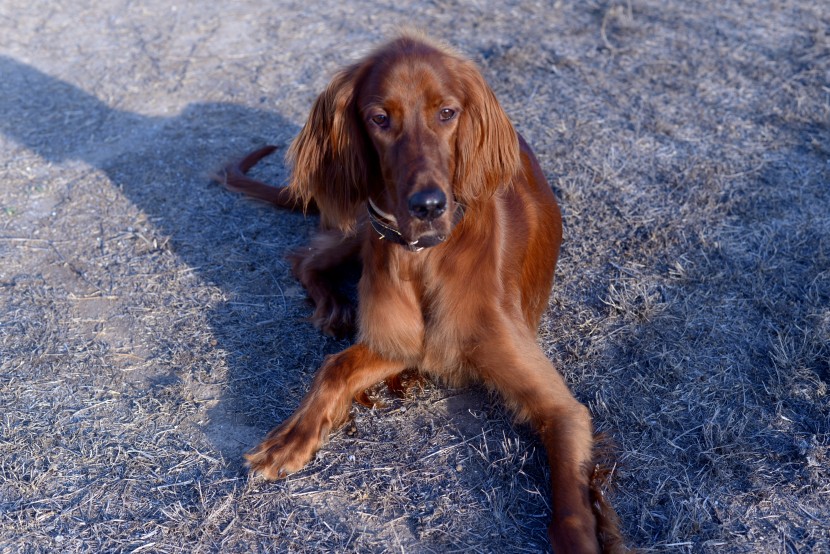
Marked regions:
[221,33,623,553]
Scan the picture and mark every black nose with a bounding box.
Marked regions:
[408,188,447,221]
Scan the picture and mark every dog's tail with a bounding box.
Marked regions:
[215,145,317,212]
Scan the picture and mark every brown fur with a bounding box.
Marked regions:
[220,33,625,553]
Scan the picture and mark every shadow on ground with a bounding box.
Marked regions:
[0,54,329,464]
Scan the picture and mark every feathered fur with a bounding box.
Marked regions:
[219,33,625,553]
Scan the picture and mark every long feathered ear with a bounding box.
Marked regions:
[287,64,368,232]
[454,60,521,204]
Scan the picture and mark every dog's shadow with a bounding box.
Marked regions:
[0,54,355,463]
[1,52,511,465]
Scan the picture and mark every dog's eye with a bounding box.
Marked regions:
[439,108,456,121]
[370,114,388,127]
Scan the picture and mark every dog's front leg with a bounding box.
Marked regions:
[246,343,406,479]
[469,324,622,553]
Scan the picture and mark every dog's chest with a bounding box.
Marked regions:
[358,251,490,374]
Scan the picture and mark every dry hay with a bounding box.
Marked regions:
[1,0,828,552]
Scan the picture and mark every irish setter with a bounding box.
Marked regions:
[220,33,624,553]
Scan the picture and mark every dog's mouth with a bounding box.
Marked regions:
[407,230,447,249]
[367,198,462,252]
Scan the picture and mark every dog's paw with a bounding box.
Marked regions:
[548,516,601,554]
[313,299,355,338]
[245,421,322,479]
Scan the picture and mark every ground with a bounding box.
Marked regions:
[1,1,828,552]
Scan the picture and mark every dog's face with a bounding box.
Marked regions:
[287,35,520,238]
[358,50,462,248]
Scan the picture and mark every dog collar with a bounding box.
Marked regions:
[367,198,424,251]
[367,198,464,252]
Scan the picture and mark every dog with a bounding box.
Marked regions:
[219,32,624,553]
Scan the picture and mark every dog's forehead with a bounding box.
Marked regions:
[363,51,460,106]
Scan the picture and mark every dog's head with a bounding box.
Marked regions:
[287,33,520,245]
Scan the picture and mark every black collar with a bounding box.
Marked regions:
[367,198,464,252]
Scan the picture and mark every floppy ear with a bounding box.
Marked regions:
[454,60,521,204]
[286,64,369,232]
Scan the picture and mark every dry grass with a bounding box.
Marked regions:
[1,0,828,552]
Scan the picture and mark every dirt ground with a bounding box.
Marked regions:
[1,1,828,552]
